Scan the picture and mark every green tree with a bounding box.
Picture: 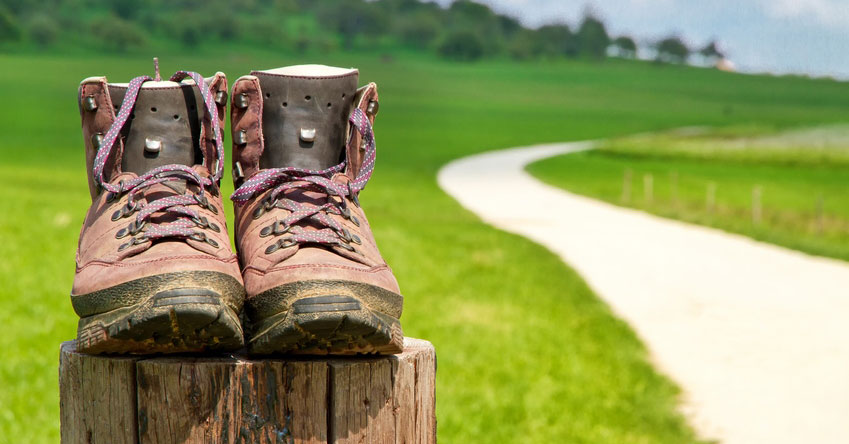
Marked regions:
[273,0,299,13]
[655,35,690,63]
[0,0,27,14]
[699,40,724,61]
[537,24,577,57]
[437,29,485,61]
[508,28,543,60]
[318,0,387,49]
[576,14,609,59]
[180,25,201,48]
[497,14,521,38]
[0,6,20,42]
[611,35,637,58]
[206,11,240,42]
[244,17,289,48]
[90,17,145,53]
[396,10,440,49]
[378,0,432,14]
[27,14,57,47]
[448,0,505,56]
[448,0,496,23]
[111,0,138,20]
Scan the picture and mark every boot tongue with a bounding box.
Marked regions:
[109,81,204,175]
[253,65,358,170]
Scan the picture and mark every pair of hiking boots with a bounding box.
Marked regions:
[72,63,403,355]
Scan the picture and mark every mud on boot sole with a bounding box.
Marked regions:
[72,271,245,354]
[246,280,404,355]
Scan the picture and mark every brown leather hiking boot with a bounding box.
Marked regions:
[72,68,245,354]
[230,65,403,355]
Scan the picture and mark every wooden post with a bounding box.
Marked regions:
[752,185,762,226]
[817,194,825,235]
[706,182,716,216]
[670,171,679,208]
[59,338,436,444]
[643,173,653,205]
[621,168,632,204]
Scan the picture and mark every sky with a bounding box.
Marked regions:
[435,0,849,79]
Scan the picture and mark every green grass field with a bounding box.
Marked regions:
[2,50,848,443]
[529,125,849,261]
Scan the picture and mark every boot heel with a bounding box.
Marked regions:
[249,294,403,355]
[76,289,244,354]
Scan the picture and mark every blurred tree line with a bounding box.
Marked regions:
[0,0,723,64]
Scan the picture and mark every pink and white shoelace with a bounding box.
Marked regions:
[92,71,224,249]
[230,108,376,253]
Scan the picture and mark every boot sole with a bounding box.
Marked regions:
[246,280,404,355]
[72,271,245,354]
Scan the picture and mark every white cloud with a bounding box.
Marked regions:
[760,0,849,28]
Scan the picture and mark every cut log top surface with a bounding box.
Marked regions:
[60,337,435,444]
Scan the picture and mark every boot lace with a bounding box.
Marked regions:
[91,71,225,251]
[230,108,375,255]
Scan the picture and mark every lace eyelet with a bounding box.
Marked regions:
[265,238,295,254]
[260,220,289,238]
[273,221,290,236]
[115,220,144,239]
[130,220,147,235]
[112,201,138,221]
[263,197,278,211]
[189,232,218,248]
[194,194,212,209]
[192,216,210,229]
[117,235,148,251]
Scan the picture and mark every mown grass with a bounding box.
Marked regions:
[2,50,848,443]
[529,126,849,261]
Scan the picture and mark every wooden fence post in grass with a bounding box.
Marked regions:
[817,194,825,235]
[706,182,717,215]
[59,338,436,444]
[622,168,632,204]
[643,174,653,205]
[670,171,679,207]
[752,186,763,226]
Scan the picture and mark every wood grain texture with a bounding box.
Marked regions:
[60,337,435,444]
[136,357,328,443]
[59,341,139,444]
[329,338,436,444]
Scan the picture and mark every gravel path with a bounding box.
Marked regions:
[438,141,849,444]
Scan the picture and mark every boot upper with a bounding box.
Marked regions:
[73,71,242,297]
[229,66,398,297]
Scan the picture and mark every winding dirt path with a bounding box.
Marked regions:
[438,141,849,444]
